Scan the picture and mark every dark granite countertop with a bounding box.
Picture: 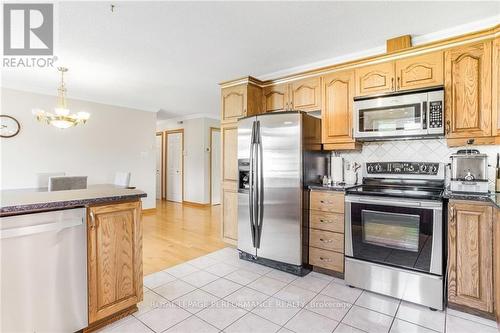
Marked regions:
[443,190,500,209]
[308,183,359,192]
[0,184,147,216]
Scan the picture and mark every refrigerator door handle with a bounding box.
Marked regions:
[255,120,264,249]
[249,120,256,248]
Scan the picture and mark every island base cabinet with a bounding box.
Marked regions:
[87,201,143,327]
[448,201,494,315]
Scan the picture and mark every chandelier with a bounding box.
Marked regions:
[32,67,90,129]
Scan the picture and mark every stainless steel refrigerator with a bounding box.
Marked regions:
[237,111,326,275]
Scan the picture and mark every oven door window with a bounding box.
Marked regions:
[359,104,422,132]
[362,210,420,252]
[350,203,434,273]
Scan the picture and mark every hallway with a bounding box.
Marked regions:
[142,201,227,275]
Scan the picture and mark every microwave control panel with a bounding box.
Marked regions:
[428,101,443,129]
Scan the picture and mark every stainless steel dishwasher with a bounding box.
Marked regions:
[0,208,88,332]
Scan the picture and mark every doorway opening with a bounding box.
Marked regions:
[210,127,221,205]
[165,129,184,203]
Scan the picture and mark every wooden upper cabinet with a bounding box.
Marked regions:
[263,83,289,112]
[322,70,355,144]
[493,38,500,138]
[355,52,444,97]
[448,201,493,313]
[444,42,492,139]
[221,84,263,123]
[355,61,395,96]
[87,201,143,324]
[395,51,444,90]
[221,85,247,123]
[289,77,321,111]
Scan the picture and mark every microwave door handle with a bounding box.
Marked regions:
[422,101,427,130]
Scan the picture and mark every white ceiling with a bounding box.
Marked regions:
[2,1,499,120]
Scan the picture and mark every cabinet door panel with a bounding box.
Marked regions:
[448,201,493,312]
[395,51,443,90]
[263,84,288,112]
[355,62,395,96]
[222,124,238,182]
[222,183,238,242]
[445,42,492,139]
[492,38,500,138]
[88,201,142,323]
[290,77,321,111]
[322,70,355,144]
[221,85,246,122]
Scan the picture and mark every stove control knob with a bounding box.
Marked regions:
[408,165,414,172]
[375,164,382,172]
[419,164,428,172]
[367,165,374,172]
[431,165,438,173]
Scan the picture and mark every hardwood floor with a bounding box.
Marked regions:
[142,200,227,275]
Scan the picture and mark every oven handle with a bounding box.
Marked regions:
[345,195,442,210]
[358,198,421,207]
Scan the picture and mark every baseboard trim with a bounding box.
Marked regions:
[183,201,210,207]
[142,208,156,214]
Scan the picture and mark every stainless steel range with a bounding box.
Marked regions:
[344,161,445,310]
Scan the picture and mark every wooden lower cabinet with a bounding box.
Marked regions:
[222,181,238,244]
[309,191,345,275]
[87,201,143,325]
[448,200,493,314]
[495,208,500,322]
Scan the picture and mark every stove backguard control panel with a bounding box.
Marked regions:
[366,162,440,175]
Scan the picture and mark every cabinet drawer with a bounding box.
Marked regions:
[310,191,344,213]
[310,229,344,252]
[310,211,344,233]
[309,247,344,272]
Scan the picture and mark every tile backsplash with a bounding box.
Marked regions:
[334,139,500,189]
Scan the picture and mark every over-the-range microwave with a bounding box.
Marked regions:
[353,87,444,140]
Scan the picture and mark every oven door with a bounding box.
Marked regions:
[354,92,428,139]
[345,195,442,275]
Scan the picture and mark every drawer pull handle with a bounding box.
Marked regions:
[319,219,332,223]
[319,257,332,262]
[319,238,333,243]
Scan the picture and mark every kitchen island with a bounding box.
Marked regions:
[0,185,146,332]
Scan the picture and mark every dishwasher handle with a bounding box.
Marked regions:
[0,218,84,239]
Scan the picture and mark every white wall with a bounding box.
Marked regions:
[0,88,157,209]
[157,116,220,204]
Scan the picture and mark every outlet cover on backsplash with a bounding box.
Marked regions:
[336,139,500,190]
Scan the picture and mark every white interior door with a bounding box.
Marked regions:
[155,135,162,199]
[167,132,183,202]
[211,130,221,205]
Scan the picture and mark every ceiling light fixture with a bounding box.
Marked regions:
[32,67,90,129]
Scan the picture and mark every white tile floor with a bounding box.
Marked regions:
[99,247,499,333]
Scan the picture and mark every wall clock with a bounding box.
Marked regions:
[0,115,21,138]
